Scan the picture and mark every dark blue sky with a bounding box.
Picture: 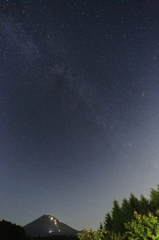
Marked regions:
[1,0,159,231]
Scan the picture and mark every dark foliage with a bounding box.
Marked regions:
[30,235,78,240]
[104,213,112,232]
[103,184,159,236]
[0,219,27,240]
[111,200,122,234]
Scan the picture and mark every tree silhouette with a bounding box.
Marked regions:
[0,220,27,240]
[104,212,112,232]
[111,200,122,234]
[129,193,140,213]
[139,194,149,215]
[149,185,159,213]
[120,198,134,234]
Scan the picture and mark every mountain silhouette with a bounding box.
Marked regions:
[23,215,80,237]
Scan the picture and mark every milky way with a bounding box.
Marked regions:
[1,1,159,230]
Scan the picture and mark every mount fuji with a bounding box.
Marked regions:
[23,215,80,237]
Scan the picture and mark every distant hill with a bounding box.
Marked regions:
[0,220,26,240]
[23,215,80,237]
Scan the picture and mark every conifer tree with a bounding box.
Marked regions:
[104,212,112,232]
[139,194,149,215]
[103,184,159,238]
[120,198,134,234]
[129,193,140,213]
[149,185,159,213]
[99,222,103,230]
[111,200,122,234]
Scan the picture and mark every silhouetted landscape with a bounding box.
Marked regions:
[0,218,79,240]
[1,185,159,240]
[24,215,80,237]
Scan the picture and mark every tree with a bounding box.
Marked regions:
[111,200,122,234]
[103,184,159,238]
[94,228,107,240]
[0,220,27,240]
[139,194,149,215]
[120,198,134,234]
[78,228,95,240]
[149,185,159,213]
[104,212,113,232]
[129,193,140,213]
[125,210,159,240]
[78,228,106,240]
[99,222,103,230]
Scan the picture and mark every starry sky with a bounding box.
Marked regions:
[1,0,159,231]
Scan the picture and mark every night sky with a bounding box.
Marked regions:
[1,0,159,231]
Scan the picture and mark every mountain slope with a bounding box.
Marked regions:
[23,215,80,237]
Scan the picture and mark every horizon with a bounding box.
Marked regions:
[1,0,159,231]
